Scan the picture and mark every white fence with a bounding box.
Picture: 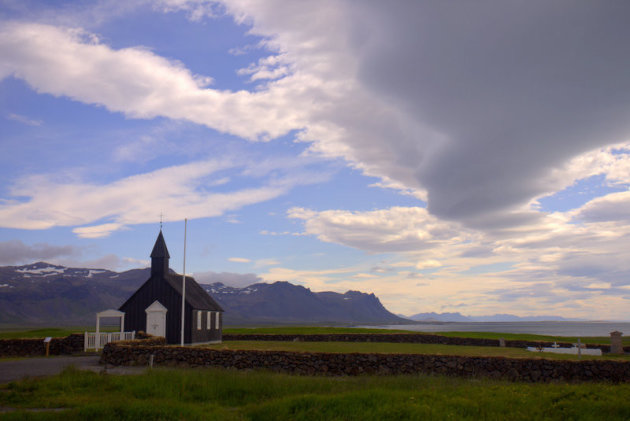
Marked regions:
[84,331,135,351]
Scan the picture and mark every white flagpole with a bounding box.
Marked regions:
[180,218,187,346]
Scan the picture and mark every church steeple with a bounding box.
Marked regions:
[150,230,170,276]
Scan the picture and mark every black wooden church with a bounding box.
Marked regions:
[119,231,224,344]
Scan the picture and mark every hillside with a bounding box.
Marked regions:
[205,281,408,325]
[0,262,148,325]
[0,262,408,326]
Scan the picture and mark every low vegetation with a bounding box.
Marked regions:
[1,366,630,420]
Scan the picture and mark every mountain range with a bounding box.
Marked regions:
[0,262,407,326]
[204,281,407,325]
[407,312,581,322]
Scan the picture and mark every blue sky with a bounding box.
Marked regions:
[2,0,630,319]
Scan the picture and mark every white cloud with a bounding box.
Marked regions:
[0,21,303,141]
[153,0,220,21]
[260,266,359,291]
[194,270,262,287]
[254,258,280,267]
[570,190,630,224]
[123,257,150,267]
[0,156,328,236]
[228,257,250,263]
[218,0,630,231]
[415,260,442,270]
[0,240,78,265]
[288,206,467,253]
[50,253,146,271]
[285,198,630,318]
[259,230,292,236]
[6,112,43,126]
[73,223,125,239]
[4,3,630,234]
[0,239,149,270]
[4,1,630,319]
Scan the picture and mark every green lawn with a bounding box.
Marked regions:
[0,327,122,339]
[1,366,630,420]
[0,328,86,339]
[205,340,630,361]
[224,326,629,346]
[3,326,626,346]
[223,326,413,335]
[436,331,630,346]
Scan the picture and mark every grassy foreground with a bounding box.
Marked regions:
[1,366,630,420]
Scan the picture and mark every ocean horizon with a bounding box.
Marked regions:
[363,321,630,337]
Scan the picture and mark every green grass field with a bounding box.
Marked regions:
[1,366,630,420]
[223,326,413,335]
[435,330,630,346]
[0,326,630,346]
[223,326,630,346]
[0,327,121,339]
[2,325,627,346]
[204,340,630,361]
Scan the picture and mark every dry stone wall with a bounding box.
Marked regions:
[100,342,630,383]
[223,333,627,352]
[115,336,167,347]
[0,334,84,357]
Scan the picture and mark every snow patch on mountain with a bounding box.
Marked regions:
[17,266,66,276]
[87,270,107,278]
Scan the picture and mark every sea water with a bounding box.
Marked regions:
[362,321,630,337]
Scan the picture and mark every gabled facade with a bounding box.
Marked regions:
[119,231,224,344]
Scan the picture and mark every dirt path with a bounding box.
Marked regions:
[0,355,146,384]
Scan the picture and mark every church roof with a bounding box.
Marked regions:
[150,230,170,259]
[165,273,224,312]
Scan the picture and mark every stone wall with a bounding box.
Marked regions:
[100,342,630,383]
[0,334,84,357]
[223,333,628,352]
[115,336,167,347]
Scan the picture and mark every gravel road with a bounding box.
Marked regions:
[0,355,146,384]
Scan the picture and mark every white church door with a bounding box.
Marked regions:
[145,300,168,338]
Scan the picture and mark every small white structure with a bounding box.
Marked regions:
[84,309,135,351]
[145,300,168,338]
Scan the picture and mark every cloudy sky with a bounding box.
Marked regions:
[2,0,630,320]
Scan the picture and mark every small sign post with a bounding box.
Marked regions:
[43,337,52,357]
